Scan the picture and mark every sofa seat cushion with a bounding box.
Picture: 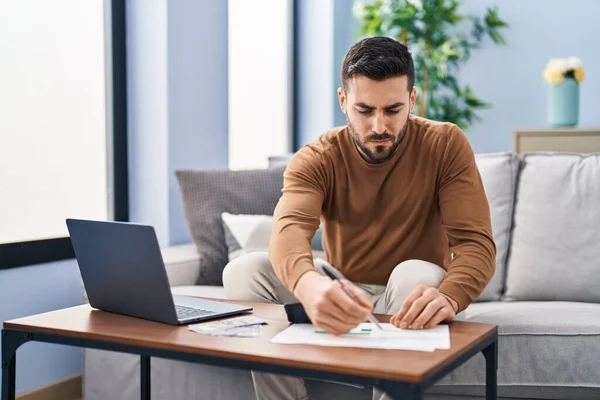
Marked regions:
[171,285,227,299]
[430,301,600,399]
[464,301,600,334]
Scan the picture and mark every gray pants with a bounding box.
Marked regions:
[222,252,453,400]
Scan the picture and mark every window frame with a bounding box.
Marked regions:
[292,0,300,151]
[0,0,129,270]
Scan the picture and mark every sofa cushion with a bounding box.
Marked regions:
[427,387,600,400]
[504,153,600,302]
[464,301,600,334]
[222,212,324,261]
[429,301,600,398]
[176,167,286,285]
[162,243,201,287]
[473,153,520,301]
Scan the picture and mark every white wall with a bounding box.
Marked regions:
[296,0,336,147]
[126,0,170,245]
[0,0,108,243]
[167,0,229,244]
[227,0,293,169]
[127,0,229,246]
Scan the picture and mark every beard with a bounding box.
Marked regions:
[346,117,409,164]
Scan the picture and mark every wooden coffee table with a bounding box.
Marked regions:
[2,300,497,400]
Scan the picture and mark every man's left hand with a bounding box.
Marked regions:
[390,284,457,330]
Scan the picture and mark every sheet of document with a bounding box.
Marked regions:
[189,316,267,337]
[270,323,450,351]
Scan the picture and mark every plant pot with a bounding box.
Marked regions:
[547,77,579,128]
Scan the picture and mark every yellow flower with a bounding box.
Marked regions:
[574,68,585,82]
[543,68,564,85]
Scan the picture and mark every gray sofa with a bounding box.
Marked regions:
[83,151,600,400]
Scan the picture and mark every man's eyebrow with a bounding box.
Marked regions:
[385,102,405,109]
[355,102,405,109]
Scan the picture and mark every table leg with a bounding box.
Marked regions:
[482,339,498,400]
[141,355,150,400]
[1,350,16,400]
[2,330,30,400]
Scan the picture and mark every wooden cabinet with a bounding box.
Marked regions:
[513,128,600,153]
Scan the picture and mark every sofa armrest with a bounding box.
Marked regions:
[161,243,201,287]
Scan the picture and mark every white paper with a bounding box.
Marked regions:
[270,323,450,352]
[189,316,267,337]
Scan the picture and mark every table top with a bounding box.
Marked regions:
[4,300,496,383]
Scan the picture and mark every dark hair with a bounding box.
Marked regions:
[341,36,414,91]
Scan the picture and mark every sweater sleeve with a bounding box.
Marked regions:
[436,126,496,313]
[269,146,328,292]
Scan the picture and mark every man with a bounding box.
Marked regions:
[223,36,496,400]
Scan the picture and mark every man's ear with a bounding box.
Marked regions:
[337,87,346,114]
[409,86,418,113]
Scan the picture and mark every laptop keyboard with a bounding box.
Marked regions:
[175,305,215,320]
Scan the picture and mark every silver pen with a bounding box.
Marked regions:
[314,258,384,331]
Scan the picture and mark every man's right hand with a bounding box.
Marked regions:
[293,271,373,336]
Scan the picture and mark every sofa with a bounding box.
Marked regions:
[82,151,600,400]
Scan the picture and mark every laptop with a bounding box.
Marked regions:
[66,218,252,325]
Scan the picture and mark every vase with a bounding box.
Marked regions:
[547,76,579,128]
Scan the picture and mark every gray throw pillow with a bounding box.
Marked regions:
[503,153,600,302]
[175,167,286,285]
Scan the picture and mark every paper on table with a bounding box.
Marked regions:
[271,323,450,351]
[189,316,267,337]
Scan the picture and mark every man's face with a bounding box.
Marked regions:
[338,75,417,164]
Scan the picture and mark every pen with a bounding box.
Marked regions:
[315,259,384,331]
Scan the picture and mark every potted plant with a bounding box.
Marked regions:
[352,0,508,130]
[543,57,585,128]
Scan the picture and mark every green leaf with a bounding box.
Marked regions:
[484,6,509,28]
[488,29,505,45]
[483,6,508,44]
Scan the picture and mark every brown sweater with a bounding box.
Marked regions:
[269,115,496,313]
